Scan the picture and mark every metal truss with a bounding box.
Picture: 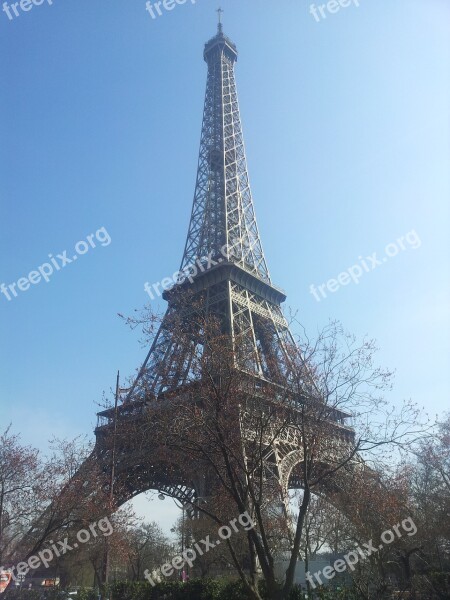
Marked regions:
[124,28,299,399]
[133,278,295,397]
[180,29,270,283]
[92,26,355,516]
[22,27,357,561]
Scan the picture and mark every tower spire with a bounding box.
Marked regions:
[217,7,223,34]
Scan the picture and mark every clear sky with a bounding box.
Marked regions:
[1,0,449,533]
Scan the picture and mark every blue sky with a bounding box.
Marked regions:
[1,0,449,532]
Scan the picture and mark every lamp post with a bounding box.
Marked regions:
[102,371,120,600]
[159,494,208,581]
[169,502,186,580]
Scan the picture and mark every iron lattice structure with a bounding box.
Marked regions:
[123,26,296,400]
[181,28,269,282]
[94,25,354,506]
[17,27,357,570]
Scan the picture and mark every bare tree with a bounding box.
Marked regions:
[399,415,450,599]
[0,426,41,566]
[2,432,114,593]
[119,301,429,600]
[125,521,173,581]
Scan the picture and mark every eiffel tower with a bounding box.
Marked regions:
[10,23,392,595]
[13,23,359,593]
[93,21,354,511]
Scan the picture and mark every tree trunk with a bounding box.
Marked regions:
[283,484,311,597]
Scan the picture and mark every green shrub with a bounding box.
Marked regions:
[216,579,254,600]
[78,589,97,600]
[287,585,307,600]
[101,578,361,600]
[109,578,240,600]
[3,590,42,600]
[180,579,223,600]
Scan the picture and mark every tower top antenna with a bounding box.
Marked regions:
[217,7,223,33]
